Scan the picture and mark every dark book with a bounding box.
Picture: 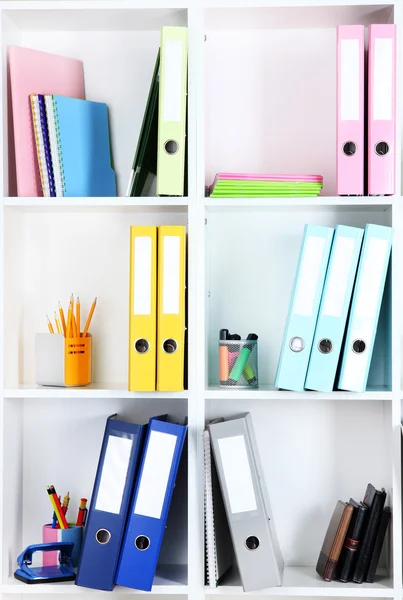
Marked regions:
[365,507,391,583]
[352,484,387,583]
[336,499,368,582]
[316,500,353,582]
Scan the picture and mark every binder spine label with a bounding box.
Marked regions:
[374,38,393,120]
[218,435,257,514]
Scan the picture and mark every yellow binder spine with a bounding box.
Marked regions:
[157,225,186,391]
[129,226,157,391]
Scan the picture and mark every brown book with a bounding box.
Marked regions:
[316,501,354,581]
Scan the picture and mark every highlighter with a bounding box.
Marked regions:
[228,333,258,384]
[219,329,230,382]
[228,333,241,369]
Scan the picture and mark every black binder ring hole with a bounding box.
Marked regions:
[375,141,389,156]
[95,529,111,545]
[289,337,304,353]
[164,140,179,155]
[135,338,149,354]
[245,536,260,551]
[163,338,178,354]
[352,339,366,354]
[319,338,333,354]
[135,535,150,551]
[343,141,357,157]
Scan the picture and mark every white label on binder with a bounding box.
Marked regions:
[218,435,257,514]
[133,236,152,315]
[323,236,356,317]
[134,430,177,519]
[374,38,393,121]
[355,237,388,319]
[341,39,360,121]
[293,236,326,317]
[96,436,133,514]
[163,40,182,122]
[163,236,180,314]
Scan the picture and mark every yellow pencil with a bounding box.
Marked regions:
[83,297,97,337]
[58,301,67,337]
[72,313,78,338]
[54,311,61,334]
[66,306,72,338]
[76,297,81,337]
[47,314,54,334]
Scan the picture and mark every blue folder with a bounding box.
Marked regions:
[275,224,334,392]
[50,95,116,196]
[305,225,364,392]
[115,416,187,591]
[337,224,393,392]
[75,415,145,591]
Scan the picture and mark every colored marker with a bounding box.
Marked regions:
[219,329,230,382]
[228,333,258,384]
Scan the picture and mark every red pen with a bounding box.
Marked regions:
[76,498,88,526]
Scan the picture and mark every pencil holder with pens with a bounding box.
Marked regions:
[219,333,259,388]
[35,333,92,387]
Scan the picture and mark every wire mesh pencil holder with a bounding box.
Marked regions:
[219,339,258,388]
[35,333,92,387]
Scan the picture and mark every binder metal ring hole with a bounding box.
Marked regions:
[163,338,178,354]
[375,141,389,156]
[164,140,179,155]
[289,337,304,353]
[135,535,150,551]
[135,338,149,354]
[319,338,333,354]
[352,339,366,354]
[245,536,260,551]
[343,141,357,156]
[95,529,111,544]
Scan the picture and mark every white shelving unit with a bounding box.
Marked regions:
[0,1,402,600]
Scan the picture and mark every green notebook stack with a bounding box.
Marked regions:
[207,173,323,197]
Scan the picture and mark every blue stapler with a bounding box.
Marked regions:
[14,542,76,584]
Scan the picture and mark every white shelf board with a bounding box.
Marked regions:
[206,384,393,401]
[205,196,394,211]
[4,383,188,399]
[206,566,393,597]
[3,197,188,212]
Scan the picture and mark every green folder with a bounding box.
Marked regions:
[210,179,322,198]
[126,50,160,197]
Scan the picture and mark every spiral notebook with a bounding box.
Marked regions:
[204,427,232,587]
[30,94,56,197]
[44,95,116,197]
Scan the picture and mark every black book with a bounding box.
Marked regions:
[352,484,386,584]
[365,507,391,583]
[336,499,368,582]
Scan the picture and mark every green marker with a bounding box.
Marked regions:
[228,333,258,384]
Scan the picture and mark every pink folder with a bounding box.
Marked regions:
[336,25,364,196]
[9,46,85,197]
[368,24,396,196]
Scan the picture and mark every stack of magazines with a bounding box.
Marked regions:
[207,173,323,197]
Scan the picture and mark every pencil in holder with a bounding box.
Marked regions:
[42,524,83,568]
[35,333,92,387]
[219,339,258,388]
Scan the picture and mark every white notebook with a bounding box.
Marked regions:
[204,427,232,587]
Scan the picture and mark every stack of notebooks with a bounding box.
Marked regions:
[316,484,390,583]
[75,413,187,591]
[204,413,284,592]
[275,223,393,392]
[30,94,116,197]
[128,225,187,392]
[207,173,323,198]
[9,45,116,197]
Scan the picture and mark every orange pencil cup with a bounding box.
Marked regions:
[35,333,92,387]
